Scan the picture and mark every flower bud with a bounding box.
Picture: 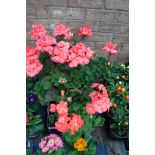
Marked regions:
[61,90,65,96]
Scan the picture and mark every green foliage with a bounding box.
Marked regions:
[52,149,64,155]
[87,140,96,154]
[27,44,129,152]
[26,113,44,137]
[105,63,129,137]
[26,103,41,113]
[110,107,129,137]
[33,56,111,108]
[36,148,43,155]
[94,116,105,127]
[63,129,83,144]
[68,151,78,155]
[26,148,32,155]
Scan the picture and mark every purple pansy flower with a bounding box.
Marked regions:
[26,93,37,104]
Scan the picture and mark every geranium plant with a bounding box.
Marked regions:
[26,22,129,154]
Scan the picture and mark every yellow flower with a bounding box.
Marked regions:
[74,138,88,151]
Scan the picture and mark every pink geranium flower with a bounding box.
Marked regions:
[61,90,65,96]
[55,121,69,133]
[26,59,43,77]
[93,97,110,113]
[92,83,107,93]
[54,24,67,36]
[26,46,43,77]
[36,35,56,54]
[68,43,94,68]
[69,114,84,135]
[78,26,93,37]
[56,101,68,116]
[58,114,70,123]
[67,97,72,103]
[26,46,40,58]
[102,42,118,56]
[86,103,96,115]
[91,83,99,88]
[86,83,111,115]
[51,41,70,64]
[50,104,56,113]
[31,24,47,39]
[54,24,73,40]
[65,31,73,40]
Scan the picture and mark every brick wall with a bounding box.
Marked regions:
[26,0,129,63]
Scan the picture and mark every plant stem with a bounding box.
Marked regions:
[87,135,92,143]
[107,52,111,62]
[79,35,86,42]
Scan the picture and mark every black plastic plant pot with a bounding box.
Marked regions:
[46,106,62,136]
[26,125,38,139]
[99,111,113,120]
[104,112,128,140]
[26,111,45,139]
[108,127,128,140]
[35,106,47,130]
[26,131,38,139]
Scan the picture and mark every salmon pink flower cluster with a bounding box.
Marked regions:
[78,26,93,37]
[50,41,70,64]
[56,101,68,116]
[54,24,73,40]
[86,83,111,115]
[26,46,43,77]
[69,114,84,135]
[36,35,57,54]
[50,41,94,67]
[39,133,63,153]
[28,24,95,69]
[55,113,84,135]
[50,101,84,135]
[102,42,118,56]
[68,43,94,68]
[31,24,47,39]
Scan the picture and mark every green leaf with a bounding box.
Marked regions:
[26,148,32,155]
[27,123,44,136]
[94,117,105,126]
[29,118,42,125]
[26,103,41,113]
[36,148,43,155]
[53,149,63,155]
[68,150,78,155]
[87,140,96,154]
[40,98,49,106]
[63,129,82,143]
[71,103,82,111]
[41,78,51,90]
[110,123,117,129]
[47,150,53,155]
[68,83,75,89]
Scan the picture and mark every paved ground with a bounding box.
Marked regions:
[92,126,128,155]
